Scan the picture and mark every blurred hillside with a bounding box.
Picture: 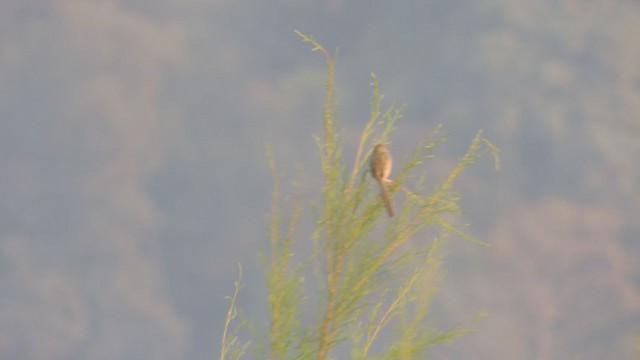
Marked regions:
[1,1,638,359]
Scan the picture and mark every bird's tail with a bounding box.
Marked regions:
[377,179,394,217]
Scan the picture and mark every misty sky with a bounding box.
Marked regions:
[1,1,639,359]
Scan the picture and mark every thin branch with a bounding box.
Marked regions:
[220,264,243,360]
[362,269,421,357]
[347,73,381,194]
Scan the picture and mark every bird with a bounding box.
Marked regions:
[370,144,394,217]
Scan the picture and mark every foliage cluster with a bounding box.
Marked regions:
[220,32,499,360]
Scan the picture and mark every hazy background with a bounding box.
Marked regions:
[2,1,639,359]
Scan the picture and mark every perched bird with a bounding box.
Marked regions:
[370,144,394,217]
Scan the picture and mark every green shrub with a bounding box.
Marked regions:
[220,32,499,360]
